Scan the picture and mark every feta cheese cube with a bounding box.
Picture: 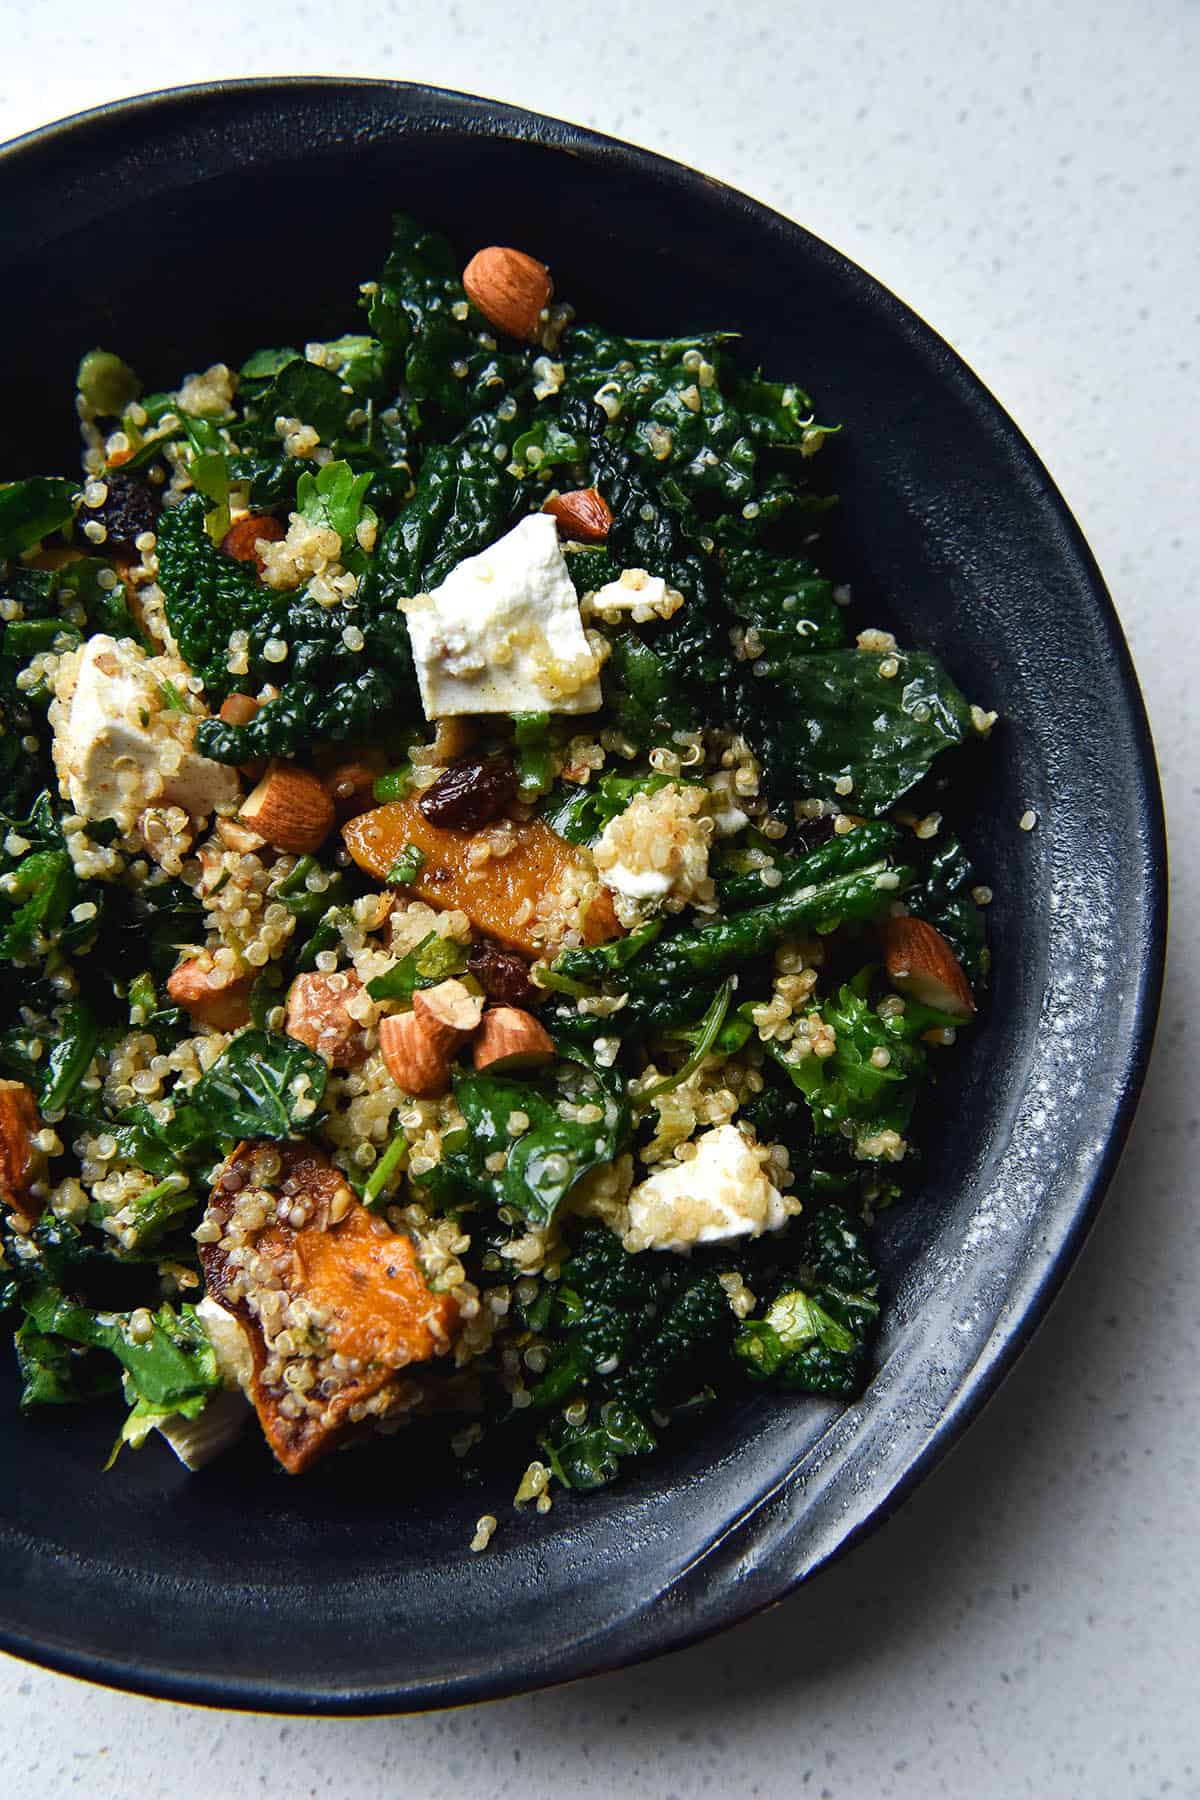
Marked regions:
[403,514,602,718]
[625,1123,797,1254]
[50,635,238,829]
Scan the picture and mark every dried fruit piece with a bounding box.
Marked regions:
[469,939,542,1008]
[198,1140,459,1473]
[462,246,552,343]
[378,1010,453,1098]
[544,487,613,543]
[221,513,285,571]
[0,1080,46,1227]
[166,958,254,1032]
[472,1007,555,1072]
[417,756,518,833]
[285,971,369,1069]
[880,916,975,1019]
[343,799,622,957]
[411,980,484,1057]
[239,760,335,854]
[82,473,160,557]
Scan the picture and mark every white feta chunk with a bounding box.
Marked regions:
[583,567,684,624]
[156,1390,251,1471]
[403,514,602,718]
[602,861,674,904]
[50,635,238,830]
[196,1294,256,1392]
[625,1123,797,1254]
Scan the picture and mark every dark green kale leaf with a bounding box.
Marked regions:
[733,1204,879,1396]
[418,1059,629,1228]
[903,832,990,990]
[366,215,528,430]
[22,1288,220,1415]
[721,543,845,654]
[0,848,75,962]
[14,1319,121,1410]
[735,646,973,816]
[240,359,355,452]
[373,409,526,596]
[0,477,77,559]
[158,495,419,763]
[540,1399,656,1491]
[365,930,468,1001]
[166,1029,328,1150]
[767,966,965,1157]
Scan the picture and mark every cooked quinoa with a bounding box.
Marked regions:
[0,213,995,1515]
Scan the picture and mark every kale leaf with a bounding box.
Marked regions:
[0,478,77,559]
[733,1204,879,1396]
[419,1059,629,1228]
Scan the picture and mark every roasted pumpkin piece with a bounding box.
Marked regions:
[342,798,622,958]
[0,1080,46,1228]
[198,1140,459,1474]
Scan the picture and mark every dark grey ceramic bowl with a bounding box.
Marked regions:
[0,79,1165,1713]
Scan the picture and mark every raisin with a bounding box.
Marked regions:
[85,474,161,558]
[795,814,836,852]
[418,756,517,833]
[469,939,541,1008]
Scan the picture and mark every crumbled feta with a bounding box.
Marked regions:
[49,635,238,831]
[403,514,602,717]
[593,781,715,924]
[196,1295,256,1392]
[156,1390,250,1471]
[625,1124,798,1254]
[582,567,685,626]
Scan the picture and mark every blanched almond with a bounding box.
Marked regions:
[239,761,334,854]
[463,246,552,344]
[285,971,369,1069]
[544,487,612,543]
[219,692,261,728]
[412,980,484,1058]
[216,816,266,854]
[472,1006,555,1072]
[167,958,254,1032]
[880,917,975,1019]
[0,1080,45,1226]
[378,1011,453,1098]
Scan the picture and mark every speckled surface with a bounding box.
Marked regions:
[1,1,1196,1794]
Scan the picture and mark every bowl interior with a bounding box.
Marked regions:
[0,82,1164,1711]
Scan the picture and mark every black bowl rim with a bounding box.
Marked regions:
[0,75,1168,1714]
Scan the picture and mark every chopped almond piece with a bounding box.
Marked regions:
[880,917,975,1019]
[166,957,254,1032]
[473,1007,555,1073]
[343,799,622,958]
[218,692,261,728]
[411,980,484,1058]
[0,1080,47,1227]
[285,970,369,1069]
[198,1140,459,1473]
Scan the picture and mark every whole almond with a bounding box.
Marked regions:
[221,514,285,571]
[239,760,334,854]
[880,917,975,1020]
[378,1010,453,1098]
[544,487,613,544]
[463,246,552,344]
[473,1006,555,1073]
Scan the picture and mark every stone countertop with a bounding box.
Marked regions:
[2,2,1196,1794]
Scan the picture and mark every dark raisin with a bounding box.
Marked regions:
[469,939,541,1008]
[85,474,161,558]
[418,756,517,833]
[795,813,837,852]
